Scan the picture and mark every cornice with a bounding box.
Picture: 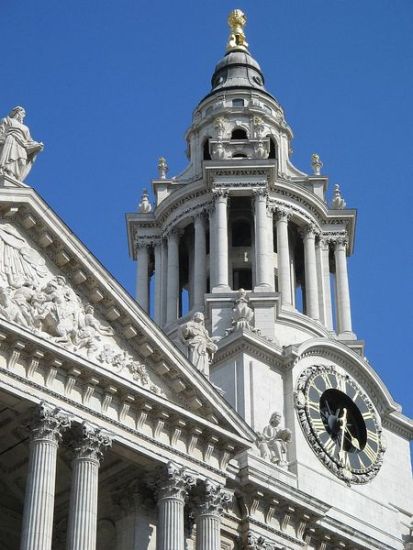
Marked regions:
[0,367,236,481]
[213,329,284,369]
[0,319,254,449]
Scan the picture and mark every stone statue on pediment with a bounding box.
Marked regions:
[0,106,44,181]
[180,312,217,377]
[256,411,292,468]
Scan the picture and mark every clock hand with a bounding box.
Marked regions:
[344,425,361,450]
[339,408,348,456]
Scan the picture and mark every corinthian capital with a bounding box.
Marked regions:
[329,232,348,249]
[29,401,71,442]
[70,422,112,462]
[212,188,229,201]
[154,461,197,501]
[253,187,268,199]
[273,206,291,222]
[299,223,319,239]
[194,479,232,517]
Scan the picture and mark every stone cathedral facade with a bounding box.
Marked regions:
[0,9,411,550]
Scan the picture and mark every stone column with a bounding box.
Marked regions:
[254,190,274,291]
[20,402,71,550]
[160,238,168,326]
[333,235,354,338]
[66,423,112,550]
[136,244,150,312]
[166,230,180,324]
[193,213,207,309]
[302,225,320,320]
[154,240,162,324]
[275,208,293,308]
[155,461,196,550]
[210,190,229,292]
[193,480,232,550]
[316,238,333,330]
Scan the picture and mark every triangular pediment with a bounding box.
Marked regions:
[0,185,256,445]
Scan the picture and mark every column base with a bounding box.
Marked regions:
[253,284,274,293]
[337,331,357,341]
[211,285,231,293]
[280,302,295,312]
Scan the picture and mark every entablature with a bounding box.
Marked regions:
[0,319,254,478]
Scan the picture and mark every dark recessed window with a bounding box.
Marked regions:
[232,220,252,247]
[232,99,244,107]
[203,138,211,160]
[233,268,252,290]
[269,137,277,159]
[231,128,247,139]
[232,153,247,159]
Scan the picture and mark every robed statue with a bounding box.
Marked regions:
[180,312,217,377]
[0,106,44,182]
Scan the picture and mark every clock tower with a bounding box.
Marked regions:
[127,9,413,548]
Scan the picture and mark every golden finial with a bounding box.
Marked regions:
[226,9,249,52]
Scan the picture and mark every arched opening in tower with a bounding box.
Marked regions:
[203,138,211,160]
[231,128,248,140]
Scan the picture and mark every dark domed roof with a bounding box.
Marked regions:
[210,48,267,93]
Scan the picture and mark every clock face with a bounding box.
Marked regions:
[295,366,386,484]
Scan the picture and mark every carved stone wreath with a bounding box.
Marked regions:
[295,365,386,485]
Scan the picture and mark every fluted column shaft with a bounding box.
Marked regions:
[194,480,232,550]
[154,241,162,324]
[275,209,293,307]
[210,191,229,291]
[136,244,150,312]
[254,191,273,290]
[156,462,196,550]
[166,231,180,324]
[20,403,71,550]
[302,227,320,320]
[193,214,207,309]
[66,424,112,550]
[334,237,353,336]
[316,238,333,330]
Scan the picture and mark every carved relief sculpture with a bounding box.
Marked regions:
[256,411,292,468]
[0,106,44,181]
[179,312,217,377]
[0,222,161,394]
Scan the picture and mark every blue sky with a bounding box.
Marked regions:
[2,1,412,419]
